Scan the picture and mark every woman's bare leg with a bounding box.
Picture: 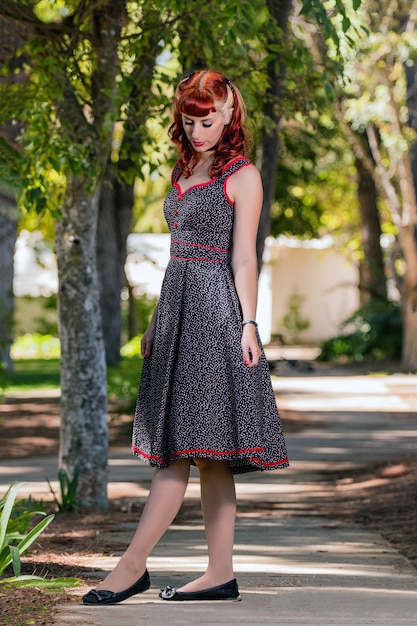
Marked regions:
[96,458,191,593]
[178,459,236,592]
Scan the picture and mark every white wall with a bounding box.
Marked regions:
[14,231,57,297]
[125,233,171,296]
[263,236,359,343]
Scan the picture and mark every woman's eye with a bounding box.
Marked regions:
[202,123,212,128]
[184,120,193,126]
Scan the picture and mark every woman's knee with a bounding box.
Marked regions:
[155,458,191,479]
[194,458,231,474]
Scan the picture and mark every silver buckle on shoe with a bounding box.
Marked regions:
[160,585,177,599]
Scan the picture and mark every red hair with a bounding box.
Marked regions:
[168,70,251,178]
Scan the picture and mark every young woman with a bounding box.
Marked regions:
[83,69,288,606]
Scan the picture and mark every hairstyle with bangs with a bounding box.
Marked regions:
[168,69,251,178]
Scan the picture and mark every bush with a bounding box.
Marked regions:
[279,290,310,343]
[107,355,143,411]
[11,333,60,359]
[318,300,402,363]
[121,335,143,358]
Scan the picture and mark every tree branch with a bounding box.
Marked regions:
[366,123,403,227]
[378,66,417,227]
[335,100,403,227]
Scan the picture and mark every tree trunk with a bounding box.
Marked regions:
[257,0,293,272]
[55,175,108,509]
[52,2,125,509]
[403,63,417,370]
[0,203,17,371]
[0,15,26,372]
[400,223,417,370]
[96,5,161,364]
[96,170,133,366]
[402,302,417,369]
[354,137,387,305]
[127,281,138,341]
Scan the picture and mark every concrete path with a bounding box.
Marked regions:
[2,365,417,625]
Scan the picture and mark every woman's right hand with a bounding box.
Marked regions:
[141,325,156,359]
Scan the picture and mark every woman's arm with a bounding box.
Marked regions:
[227,164,263,368]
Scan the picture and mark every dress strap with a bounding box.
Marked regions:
[221,157,252,179]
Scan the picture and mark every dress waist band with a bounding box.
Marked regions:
[170,240,231,262]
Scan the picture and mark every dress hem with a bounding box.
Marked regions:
[132,444,289,474]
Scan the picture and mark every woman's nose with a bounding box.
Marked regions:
[191,123,202,137]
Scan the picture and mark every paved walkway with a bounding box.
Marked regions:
[2,363,417,625]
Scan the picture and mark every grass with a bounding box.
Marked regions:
[3,359,61,392]
[2,356,142,412]
[2,330,142,405]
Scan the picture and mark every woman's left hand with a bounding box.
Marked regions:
[241,325,261,368]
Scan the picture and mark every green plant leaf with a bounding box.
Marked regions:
[46,467,81,512]
[0,545,12,575]
[16,514,55,555]
[0,576,80,588]
[9,545,21,577]
[0,483,24,551]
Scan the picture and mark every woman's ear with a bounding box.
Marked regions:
[224,108,234,125]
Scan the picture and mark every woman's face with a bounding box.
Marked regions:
[181,105,230,153]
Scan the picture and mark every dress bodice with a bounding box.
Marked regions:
[163,157,252,252]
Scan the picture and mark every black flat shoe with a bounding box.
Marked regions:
[159,578,241,601]
[82,570,150,605]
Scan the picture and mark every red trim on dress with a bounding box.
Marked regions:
[171,240,230,254]
[174,179,217,200]
[132,444,288,469]
[171,256,226,263]
[248,457,289,468]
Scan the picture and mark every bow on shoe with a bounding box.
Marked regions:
[83,589,116,604]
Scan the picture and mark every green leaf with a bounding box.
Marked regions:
[0,576,81,588]
[0,483,23,551]
[268,44,282,53]
[9,545,21,578]
[342,15,351,33]
[16,514,55,556]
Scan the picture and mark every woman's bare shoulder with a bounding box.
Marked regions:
[227,160,261,186]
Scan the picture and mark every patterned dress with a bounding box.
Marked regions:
[132,157,289,474]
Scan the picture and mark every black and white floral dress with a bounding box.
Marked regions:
[132,157,289,474]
